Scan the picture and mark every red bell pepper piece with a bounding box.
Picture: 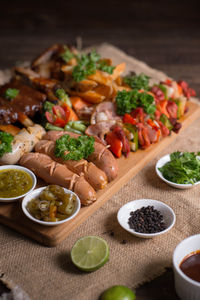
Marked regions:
[106,132,122,158]
[113,125,130,157]
[53,117,66,128]
[123,113,136,125]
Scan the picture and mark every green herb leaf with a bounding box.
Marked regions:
[60,47,75,63]
[43,101,54,113]
[159,151,200,184]
[55,88,71,107]
[97,60,115,74]
[124,73,150,90]
[54,134,95,161]
[0,131,14,157]
[72,50,114,82]
[4,88,19,100]
[116,89,156,115]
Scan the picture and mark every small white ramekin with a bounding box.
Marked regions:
[156,154,200,189]
[173,234,200,300]
[22,186,81,226]
[0,165,37,202]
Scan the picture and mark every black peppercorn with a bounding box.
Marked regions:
[128,206,166,234]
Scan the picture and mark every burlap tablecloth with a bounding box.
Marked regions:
[0,44,200,300]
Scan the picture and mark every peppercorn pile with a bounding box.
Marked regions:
[128,206,166,234]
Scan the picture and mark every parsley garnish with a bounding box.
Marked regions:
[159,151,200,184]
[61,49,115,82]
[97,60,115,74]
[54,134,95,161]
[124,73,150,91]
[60,46,75,63]
[116,89,156,115]
[4,88,19,100]
[0,131,14,157]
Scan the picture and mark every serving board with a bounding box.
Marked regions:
[0,101,200,246]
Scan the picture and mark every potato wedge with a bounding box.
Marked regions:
[69,90,105,104]
[111,63,126,80]
[77,79,98,92]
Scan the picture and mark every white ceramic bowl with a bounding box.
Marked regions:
[0,165,37,202]
[22,186,81,226]
[117,199,176,238]
[173,234,200,300]
[156,154,200,189]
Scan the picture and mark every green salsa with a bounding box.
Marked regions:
[0,169,33,198]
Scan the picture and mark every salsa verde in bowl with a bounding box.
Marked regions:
[0,165,37,202]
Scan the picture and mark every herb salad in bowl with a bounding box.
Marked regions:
[156,151,200,189]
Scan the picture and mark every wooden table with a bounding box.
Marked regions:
[0,0,199,298]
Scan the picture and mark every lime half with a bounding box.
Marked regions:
[71,236,109,272]
[101,285,136,300]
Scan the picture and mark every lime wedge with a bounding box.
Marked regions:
[71,236,109,272]
[101,285,136,300]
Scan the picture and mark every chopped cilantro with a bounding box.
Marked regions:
[0,131,14,157]
[4,88,19,100]
[124,73,150,91]
[116,89,156,115]
[159,151,200,184]
[54,134,95,161]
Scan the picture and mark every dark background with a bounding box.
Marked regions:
[0,0,199,298]
[0,0,200,94]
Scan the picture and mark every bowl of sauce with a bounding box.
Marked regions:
[173,234,200,300]
[0,165,37,202]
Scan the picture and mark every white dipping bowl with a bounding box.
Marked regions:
[173,234,200,300]
[156,154,200,189]
[22,186,81,226]
[117,199,176,238]
[0,165,37,202]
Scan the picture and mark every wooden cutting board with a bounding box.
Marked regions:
[0,101,200,246]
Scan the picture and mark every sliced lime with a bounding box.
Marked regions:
[70,235,109,272]
[101,285,136,300]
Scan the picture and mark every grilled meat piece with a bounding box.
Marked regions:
[0,79,46,124]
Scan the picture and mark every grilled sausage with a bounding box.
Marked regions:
[20,152,96,205]
[35,139,108,190]
[43,130,118,181]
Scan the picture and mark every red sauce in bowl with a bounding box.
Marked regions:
[180,250,200,282]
